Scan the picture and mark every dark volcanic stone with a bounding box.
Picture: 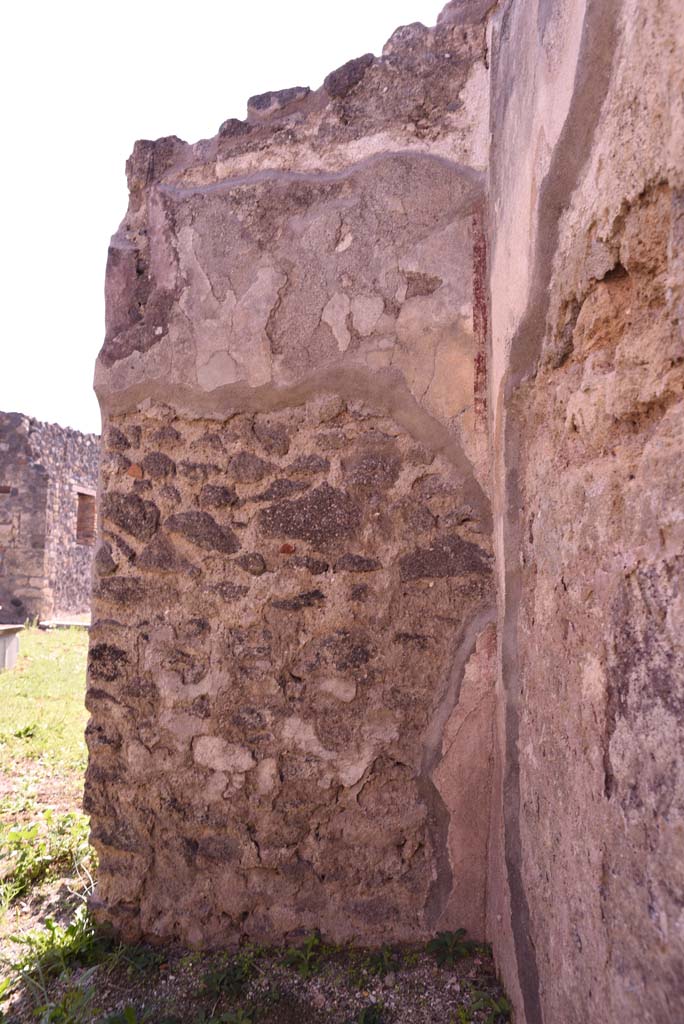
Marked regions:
[248,86,311,116]
[259,483,361,548]
[95,576,147,605]
[212,582,249,602]
[89,643,128,682]
[398,534,491,580]
[411,474,456,499]
[179,461,220,483]
[324,53,374,98]
[253,418,290,456]
[343,447,401,490]
[200,484,238,509]
[160,484,182,504]
[94,542,117,577]
[176,618,210,642]
[400,500,437,532]
[256,478,309,501]
[288,454,330,476]
[106,426,131,452]
[323,631,373,670]
[165,512,240,553]
[229,451,271,483]
[334,554,382,573]
[162,648,208,686]
[237,552,267,576]
[142,451,176,479]
[290,555,329,575]
[137,533,199,576]
[272,589,326,611]
[101,492,160,541]
[150,425,182,446]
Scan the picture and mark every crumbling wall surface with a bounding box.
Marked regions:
[31,420,100,618]
[87,10,497,947]
[0,413,50,622]
[0,413,99,623]
[488,1,684,1023]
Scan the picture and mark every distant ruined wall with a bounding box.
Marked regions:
[0,412,100,622]
[88,0,684,1020]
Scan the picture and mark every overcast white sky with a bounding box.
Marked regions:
[0,1,444,435]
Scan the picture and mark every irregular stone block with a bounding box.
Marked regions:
[141,452,176,479]
[271,589,326,611]
[102,492,160,542]
[199,484,238,509]
[399,535,491,580]
[324,53,374,98]
[259,484,361,549]
[236,552,267,576]
[228,452,271,483]
[165,512,240,553]
[334,554,382,572]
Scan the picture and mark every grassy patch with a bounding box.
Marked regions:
[0,627,88,776]
[0,809,93,913]
[0,626,88,827]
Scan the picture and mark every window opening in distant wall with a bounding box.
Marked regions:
[76,492,96,545]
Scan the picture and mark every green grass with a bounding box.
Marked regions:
[0,627,88,774]
[0,627,92,923]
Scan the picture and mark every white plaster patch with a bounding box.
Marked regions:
[319,677,357,702]
[322,291,352,351]
[193,736,256,773]
[351,294,384,336]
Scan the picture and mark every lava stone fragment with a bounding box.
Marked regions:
[179,461,220,483]
[259,483,360,548]
[253,417,290,457]
[142,451,176,479]
[88,643,128,682]
[212,582,249,602]
[398,534,491,580]
[288,454,330,476]
[149,425,182,446]
[343,447,401,490]
[165,512,240,553]
[101,492,160,541]
[200,484,238,509]
[237,552,267,576]
[106,426,131,452]
[137,533,199,576]
[94,542,117,577]
[176,618,211,642]
[272,589,326,611]
[256,478,309,501]
[290,555,329,575]
[334,554,381,572]
[229,451,271,483]
[95,576,147,605]
[324,53,374,98]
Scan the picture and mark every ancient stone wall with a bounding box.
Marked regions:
[87,8,498,949]
[487,1,684,1022]
[88,1,684,1020]
[0,412,100,622]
